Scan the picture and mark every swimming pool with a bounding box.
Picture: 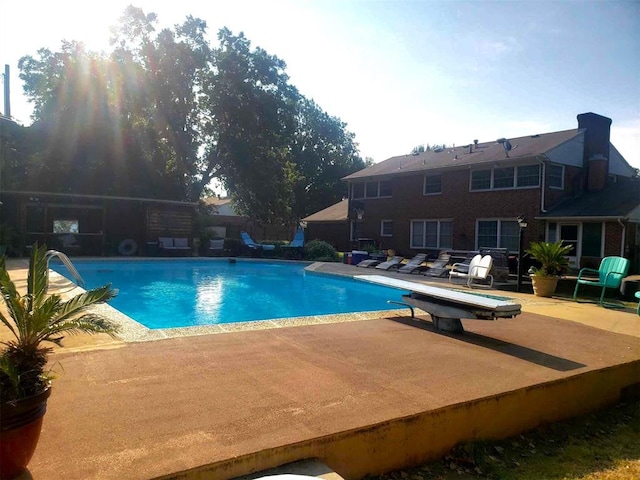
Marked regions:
[51,260,408,329]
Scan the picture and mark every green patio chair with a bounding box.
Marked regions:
[572,256,630,305]
[635,291,640,316]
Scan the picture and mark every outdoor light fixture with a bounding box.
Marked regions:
[516,215,527,292]
[517,215,528,229]
[355,208,365,220]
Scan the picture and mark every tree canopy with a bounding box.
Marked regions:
[12,6,365,224]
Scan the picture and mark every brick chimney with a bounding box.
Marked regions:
[577,112,612,192]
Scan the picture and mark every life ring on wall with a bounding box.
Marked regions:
[118,239,138,256]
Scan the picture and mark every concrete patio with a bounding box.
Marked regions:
[3,259,639,480]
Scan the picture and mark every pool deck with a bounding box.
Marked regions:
[3,258,640,480]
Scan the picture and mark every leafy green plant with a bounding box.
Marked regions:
[525,241,572,277]
[304,240,338,262]
[0,243,118,402]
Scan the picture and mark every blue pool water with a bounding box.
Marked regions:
[51,260,407,329]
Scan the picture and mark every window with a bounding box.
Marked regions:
[379,180,392,197]
[423,175,442,195]
[516,165,540,187]
[471,164,540,191]
[477,220,519,252]
[471,170,491,190]
[53,219,79,234]
[411,220,453,249]
[352,180,391,199]
[365,182,378,198]
[380,220,393,237]
[493,167,514,189]
[548,164,564,189]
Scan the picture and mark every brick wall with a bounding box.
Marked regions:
[604,221,623,257]
[354,169,546,255]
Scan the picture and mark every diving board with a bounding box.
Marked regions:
[355,275,521,333]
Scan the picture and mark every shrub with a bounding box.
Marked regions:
[304,240,338,262]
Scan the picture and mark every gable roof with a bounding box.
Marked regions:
[302,199,348,223]
[344,129,582,180]
[539,179,640,220]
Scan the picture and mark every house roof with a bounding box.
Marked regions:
[343,129,582,180]
[302,199,348,223]
[1,190,198,206]
[203,196,232,207]
[539,179,640,220]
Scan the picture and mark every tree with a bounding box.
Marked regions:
[291,97,365,219]
[16,6,364,225]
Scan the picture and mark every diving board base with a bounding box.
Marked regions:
[355,275,522,334]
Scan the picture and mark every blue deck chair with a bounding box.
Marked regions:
[240,231,275,251]
[573,256,629,305]
[282,227,304,248]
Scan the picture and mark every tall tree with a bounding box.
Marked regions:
[17,6,364,224]
[291,97,365,219]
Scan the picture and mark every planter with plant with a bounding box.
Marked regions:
[525,240,572,297]
[0,244,118,480]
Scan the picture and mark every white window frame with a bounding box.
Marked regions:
[476,218,520,253]
[352,180,392,199]
[548,164,565,190]
[470,164,541,191]
[410,219,453,249]
[380,220,393,237]
[423,174,442,195]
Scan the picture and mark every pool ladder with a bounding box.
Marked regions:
[45,250,85,289]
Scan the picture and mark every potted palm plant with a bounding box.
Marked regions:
[525,240,573,297]
[0,243,118,480]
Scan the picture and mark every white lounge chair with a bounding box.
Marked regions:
[449,254,493,288]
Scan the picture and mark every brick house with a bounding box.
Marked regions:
[305,113,640,272]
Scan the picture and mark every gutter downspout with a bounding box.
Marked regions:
[618,218,626,257]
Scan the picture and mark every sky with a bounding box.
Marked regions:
[1,0,639,170]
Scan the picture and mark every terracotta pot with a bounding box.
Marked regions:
[530,275,559,297]
[0,387,51,480]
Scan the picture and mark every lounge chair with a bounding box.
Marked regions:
[573,256,630,305]
[423,251,452,277]
[282,226,305,249]
[240,231,275,251]
[356,258,381,268]
[449,254,494,288]
[374,255,405,270]
[397,253,428,274]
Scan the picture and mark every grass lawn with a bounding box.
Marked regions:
[368,400,640,480]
